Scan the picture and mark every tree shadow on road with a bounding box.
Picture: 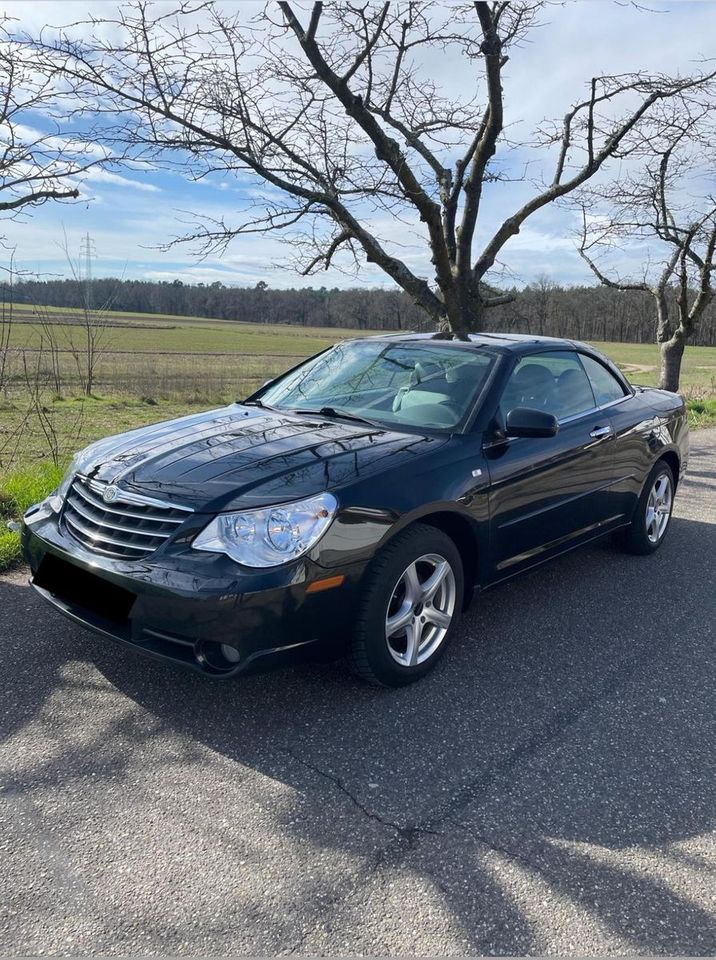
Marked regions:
[1,513,715,953]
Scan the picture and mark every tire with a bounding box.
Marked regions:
[617,459,676,555]
[349,523,464,687]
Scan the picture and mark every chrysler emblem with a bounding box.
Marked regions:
[103,485,119,504]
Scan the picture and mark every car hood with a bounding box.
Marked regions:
[79,404,448,512]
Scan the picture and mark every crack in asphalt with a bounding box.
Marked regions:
[278,745,438,842]
[283,651,645,842]
[278,746,441,955]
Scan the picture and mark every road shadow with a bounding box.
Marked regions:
[1,512,715,952]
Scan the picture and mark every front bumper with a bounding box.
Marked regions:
[22,511,366,678]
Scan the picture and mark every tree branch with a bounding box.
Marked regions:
[475,71,716,283]
[300,229,351,274]
[278,1,456,316]
[577,206,650,292]
[0,187,79,212]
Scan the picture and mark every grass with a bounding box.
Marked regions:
[9,302,219,323]
[0,395,221,465]
[1,462,64,515]
[686,397,716,429]
[2,311,381,408]
[0,462,64,572]
[588,340,716,428]
[0,531,20,572]
[5,310,716,386]
[6,306,378,355]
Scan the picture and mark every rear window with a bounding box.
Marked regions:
[579,354,628,405]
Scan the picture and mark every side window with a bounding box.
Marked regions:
[500,351,595,422]
[579,354,627,406]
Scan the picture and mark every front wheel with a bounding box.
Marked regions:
[617,460,675,555]
[349,524,464,686]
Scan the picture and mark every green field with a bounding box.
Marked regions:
[593,339,716,392]
[1,306,715,570]
[3,305,385,405]
[6,303,376,353]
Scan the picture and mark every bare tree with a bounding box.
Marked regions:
[34,303,64,397]
[19,348,62,465]
[0,19,105,217]
[1,15,115,405]
[0,253,15,397]
[56,232,119,397]
[578,109,716,391]
[23,2,716,336]
[530,274,556,337]
[11,344,86,467]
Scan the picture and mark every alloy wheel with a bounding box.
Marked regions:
[385,552,457,667]
[645,472,673,544]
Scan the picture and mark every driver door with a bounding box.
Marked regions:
[485,350,617,578]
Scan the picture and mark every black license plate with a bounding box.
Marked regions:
[34,554,136,624]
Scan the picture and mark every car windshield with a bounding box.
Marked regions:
[257,340,497,431]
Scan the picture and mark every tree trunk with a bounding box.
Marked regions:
[460,294,484,336]
[658,332,685,392]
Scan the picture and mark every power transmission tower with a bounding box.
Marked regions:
[79,232,96,310]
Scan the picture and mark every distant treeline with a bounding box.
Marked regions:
[8,277,716,345]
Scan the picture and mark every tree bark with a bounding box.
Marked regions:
[658,332,685,392]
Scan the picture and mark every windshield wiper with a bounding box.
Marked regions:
[241,398,276,410]
[291,406,381,428]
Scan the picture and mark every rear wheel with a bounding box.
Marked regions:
[617,460,675,555]
[349,524,464,686]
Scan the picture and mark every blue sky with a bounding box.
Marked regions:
[3,1,715,290]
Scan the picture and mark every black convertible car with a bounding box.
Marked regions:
[22,333,688,686]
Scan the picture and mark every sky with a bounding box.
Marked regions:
[2,0,715,291]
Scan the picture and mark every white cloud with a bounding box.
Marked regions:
[79,168,162,193]
[8,122,111,159]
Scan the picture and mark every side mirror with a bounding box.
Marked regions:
[505,407,559,439]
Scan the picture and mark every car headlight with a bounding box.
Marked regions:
[191,493,338,568]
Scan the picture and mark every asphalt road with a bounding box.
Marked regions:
[1,429,715,956]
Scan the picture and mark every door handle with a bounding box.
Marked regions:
[590,425,612,439]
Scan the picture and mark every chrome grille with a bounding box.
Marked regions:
[62,476,193,560]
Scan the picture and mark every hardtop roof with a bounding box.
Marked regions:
[354,331,592,355]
